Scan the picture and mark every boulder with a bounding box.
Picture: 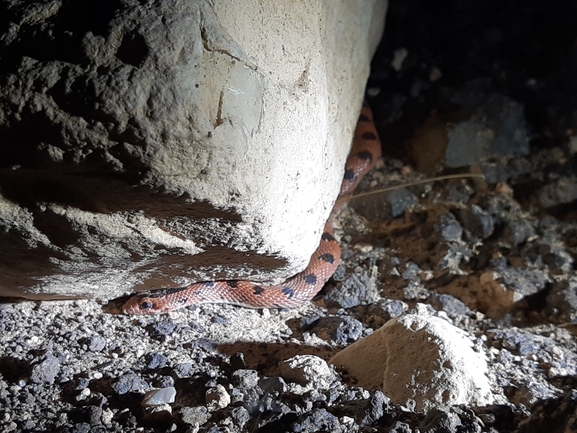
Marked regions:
[0,0,387,300]
[329,312,494,412]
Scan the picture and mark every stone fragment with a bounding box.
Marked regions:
[314,316,364,345]
[112,372,149,395]
[86,336,106,352]
[537,177,577,208]
[144,352,168,369]
[180,406,210,428]
[446,88,529,168]
[231,369,259,390]
[141,387,176,407]
[546,280,577,323]
[30,353,60,385]
[279,355,338,391]
[355,390,390,426]
[387,188,419,218]
[459,205,495,240]
[330,312,494,412]
[292,408,341,433]
[437,213,463,243]
[205,384,230,410]
[325,268,380,309]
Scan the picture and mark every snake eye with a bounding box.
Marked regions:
[140,301,154,310]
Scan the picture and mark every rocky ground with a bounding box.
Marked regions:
[2,0,577,432]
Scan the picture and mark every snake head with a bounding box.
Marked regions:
[122,287,190,314]
[122,294,163,314]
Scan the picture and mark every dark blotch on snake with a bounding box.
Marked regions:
[226,280,238,288]
[282,287,295,298]
[319,253,335,264]
[304,274,317,285]
[322,232,336,242]
[253,286,265,295]
[355,150,374,162]
[202,281,215,287]
[361,131,377,140]
[343,169,355,181]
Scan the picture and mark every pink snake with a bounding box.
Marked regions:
[122,104,381,314]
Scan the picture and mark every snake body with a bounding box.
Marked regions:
[122,104,381,314]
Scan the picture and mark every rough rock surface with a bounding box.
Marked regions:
[329,310,494,411]
[0,0,387,300]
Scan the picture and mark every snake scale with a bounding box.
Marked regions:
[122,104,381,314]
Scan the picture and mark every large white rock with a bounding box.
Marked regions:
[0,0,387,300]
[329,312,494,412]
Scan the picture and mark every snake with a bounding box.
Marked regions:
[122,104,381,314]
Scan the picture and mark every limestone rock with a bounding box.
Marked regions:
[329,312,494,412]
[0,0,387,300]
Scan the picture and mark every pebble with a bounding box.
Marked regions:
[30,353,60,385]
[279,355,338,391]
[231,369,259,389]
[141,387,176,407]
[314,316,364,344]
[144,352,168,369]
[180,406,210,427]
[292,408,341,433]
[205,384,231,410]
[112,372,149,395]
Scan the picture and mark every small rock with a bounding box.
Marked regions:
[279,355,338,391]
[459,205,495,240]
[546,280,577,323]
[402,261,422,282]
[507,218,535,247]
[495,267,547,301]
[437,213,463,242]
[325,269,379,309]
[30,353,60,384]
[144,352,168,369]
[433,294,469,316]
[259,376,287,394]
[230,406,251,428]
[149,320,176,336]
[387,188,418,217]
[537,177,577,208]
[83,406,103,426]
[231,369,259,389]
[445,90,529,168]
[419,407,459,433]
[142,404,174,424]
[447,182,474,203]
[315,316,364,345]
[180,406,210,427]
[356,390,390,426]
[292,408,341,433]
[112,372,149,395]
[205,384,231,410]
[389,421,413,433]
[141,387,176,407]
[173,363,194,378]
[87,336,106,352]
